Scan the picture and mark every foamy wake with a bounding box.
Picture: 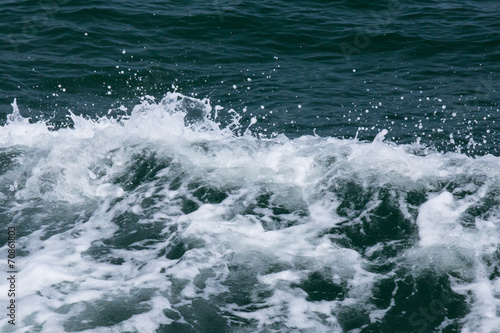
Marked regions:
[0,93,499,332]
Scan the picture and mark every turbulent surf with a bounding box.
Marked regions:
[0,93,499,332]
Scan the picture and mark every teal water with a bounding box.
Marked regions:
[1,1,500,332]
[1,0,499,153]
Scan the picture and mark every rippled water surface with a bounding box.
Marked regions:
[1,0,500,332]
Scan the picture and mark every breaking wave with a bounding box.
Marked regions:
[1,93,500,332]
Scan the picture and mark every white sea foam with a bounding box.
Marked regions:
[0,92,499,332]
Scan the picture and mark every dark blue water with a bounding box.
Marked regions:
[1,0,500,332]
[2,0,499,153]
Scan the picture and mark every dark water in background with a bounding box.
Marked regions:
[1,0,499,153]
[1,0,500,332]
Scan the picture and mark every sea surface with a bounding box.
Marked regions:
[1,0,500,332]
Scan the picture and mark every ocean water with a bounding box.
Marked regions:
[0,0,499,332]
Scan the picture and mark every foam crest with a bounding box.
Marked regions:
[1,92,500,332]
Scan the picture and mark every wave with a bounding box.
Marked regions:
[0,93,499,332]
